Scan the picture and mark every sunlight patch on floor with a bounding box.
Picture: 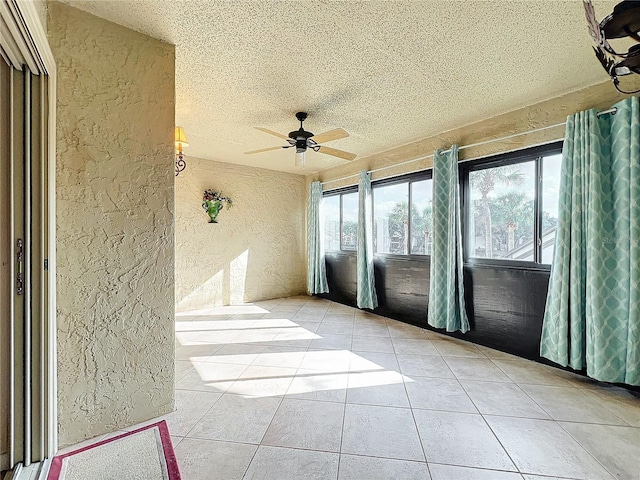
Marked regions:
[175,304,269,317]
[186,348,412,398]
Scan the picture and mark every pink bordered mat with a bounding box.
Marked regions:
[48,420,181,480]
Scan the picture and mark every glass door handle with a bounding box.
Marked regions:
[16,238,24,295]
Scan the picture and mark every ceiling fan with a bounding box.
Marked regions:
[244,112,357,167]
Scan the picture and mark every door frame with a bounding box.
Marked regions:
[0,0,57,470]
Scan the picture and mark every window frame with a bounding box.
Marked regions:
[371,170,433,258]
[460,141,563,270]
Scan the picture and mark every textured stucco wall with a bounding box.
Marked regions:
[49,2,176,446]
[175,157,306,311]
[33,0,47,31]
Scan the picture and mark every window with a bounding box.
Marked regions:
[463,143,562,265]
[323,175,432,255]
[323,195,340,251]
[410,180,433,255]
[372,174,432,255]
[468,162,536,260]
[322,189,358,252]
[541,154,562,264]
[374,183,408,254]
[341,192,358,250]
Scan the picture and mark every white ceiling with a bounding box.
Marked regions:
[62,0,620,175]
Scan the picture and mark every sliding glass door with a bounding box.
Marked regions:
[0,2,56,470]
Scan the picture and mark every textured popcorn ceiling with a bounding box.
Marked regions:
[63,0,620,175]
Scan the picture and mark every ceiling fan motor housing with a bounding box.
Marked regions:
[289,128,314,141]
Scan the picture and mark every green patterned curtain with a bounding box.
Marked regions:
[357,170,378,309]
[541,96,639,386]
[428,146,469,333]
[307,181,329,294]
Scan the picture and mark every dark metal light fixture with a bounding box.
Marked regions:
[584,0,640,94]
[289,112,321,168]
[244,112,356,164]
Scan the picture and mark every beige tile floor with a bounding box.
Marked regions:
[74,296,640,479]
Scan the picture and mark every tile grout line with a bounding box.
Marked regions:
[255,301,329,435]
[401,356,432,478]
[174,297,638,479]
[336,347,355,480]
[427,461,547,478]
[581,389,633,426]
[506,372,631,427]
[480,351,622,476]
[481,412,617,480]
[240,298,306,480]
[470,403,522,474]
[173,390,225,439]
[555,419,622,480]
[388,313,433,471]
[179,357,251,440]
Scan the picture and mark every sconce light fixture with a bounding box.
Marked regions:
[175,126,189,176]
[584,0,640,94]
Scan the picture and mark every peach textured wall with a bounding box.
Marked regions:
[49,2,176,446]
[175,156,307,311]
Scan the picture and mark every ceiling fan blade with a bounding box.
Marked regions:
[244,146,285,155]
[254,127,289,140]
[318,146,357,161]
[312,128,349,144]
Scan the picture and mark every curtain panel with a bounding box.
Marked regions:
[357,170,378,309]
[541,96,639,385]
[427,146,470,333]
[307,181,329,294]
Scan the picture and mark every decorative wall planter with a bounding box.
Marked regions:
[202,189,232,223]
[204,200,222,223]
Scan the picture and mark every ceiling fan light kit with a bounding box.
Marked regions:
[584,0,640,94]
[245,111,357,167]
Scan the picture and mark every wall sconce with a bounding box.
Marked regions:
[584,0,640,94]
[175,126,188,176]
